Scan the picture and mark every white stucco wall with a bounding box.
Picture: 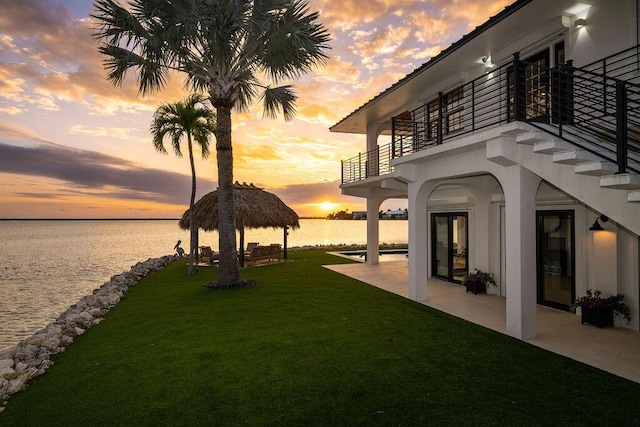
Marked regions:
[570,0,638,67]
[617,228,640,330]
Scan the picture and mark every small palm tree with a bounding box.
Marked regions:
[151,93,215,275]
[93,0,329,286]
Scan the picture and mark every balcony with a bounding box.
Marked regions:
[341,50,640,185]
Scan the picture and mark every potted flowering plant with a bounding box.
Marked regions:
[570,289,631,328]
[461,269,496,295]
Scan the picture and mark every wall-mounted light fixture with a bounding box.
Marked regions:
[589,214,608,231]
[482,56,494,72]
[575,18,587,28]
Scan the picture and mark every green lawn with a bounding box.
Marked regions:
[2,250,639,426]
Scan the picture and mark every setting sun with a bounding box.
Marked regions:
[319,201,339,212]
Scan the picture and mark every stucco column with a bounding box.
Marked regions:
[366,198,382,264]
[408,181,434,301]
[469,190,490,272]
[502,166,540,339]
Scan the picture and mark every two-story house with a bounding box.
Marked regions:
[331,0,640,339]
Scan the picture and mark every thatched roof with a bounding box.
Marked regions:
[179,182,300,231]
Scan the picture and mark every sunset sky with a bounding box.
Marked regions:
[0,0,513,218]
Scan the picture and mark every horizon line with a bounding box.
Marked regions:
[0,217,327,221]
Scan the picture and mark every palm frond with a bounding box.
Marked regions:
[232,70,259,114]
[257,0,331,82]
[92,0,150,45]
[93,0,195,94]
[171,131,186,157]
[261,85,298,121]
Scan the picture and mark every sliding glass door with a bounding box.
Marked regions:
[432,213,468,283]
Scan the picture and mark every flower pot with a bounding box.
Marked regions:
[581,307,614,328]
[465,281,486,295]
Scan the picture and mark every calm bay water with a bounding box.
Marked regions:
[0,219,407,351]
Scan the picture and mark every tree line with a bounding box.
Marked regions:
[326,209,408,220]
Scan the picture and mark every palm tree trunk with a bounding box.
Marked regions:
[187,134,197,275]
[214,106,240,285]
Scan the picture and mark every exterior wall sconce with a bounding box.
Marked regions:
[575,18,587,28]
[589,214,608,231]
[482,56,494,72]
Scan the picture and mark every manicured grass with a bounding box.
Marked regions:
[2,250,639,425]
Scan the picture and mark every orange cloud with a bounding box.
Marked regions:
[0,106,22,115]
[350,25,413,57]
[313,0,390,30]
[312,56,361,85]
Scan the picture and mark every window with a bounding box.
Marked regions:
[427,99,439,140]
[424,85,465,143]
[445,87,464,133]
[524,53,549,121]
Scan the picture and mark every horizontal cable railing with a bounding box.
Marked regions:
[341,47,640,184]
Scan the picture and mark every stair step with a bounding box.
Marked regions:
[552,149,602,165]
[574,160,618,176]
[533,139,574,154]
[516,131,553,145]
[628,191,640,202]
[600,173,640,190]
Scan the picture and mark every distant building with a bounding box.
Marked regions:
[382,209,408,220]
[352,211,367,220]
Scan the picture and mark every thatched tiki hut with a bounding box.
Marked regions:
[179,182,300,266]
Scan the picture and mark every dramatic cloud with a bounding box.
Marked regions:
[0,0,189,116]
[0,142,216,205]
[0,0,71,35]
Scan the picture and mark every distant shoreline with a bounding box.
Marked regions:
[0,218,180,221]
[0,217,327,221]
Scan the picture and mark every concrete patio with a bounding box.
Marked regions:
[324,259,640,384]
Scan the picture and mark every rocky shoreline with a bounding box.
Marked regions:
[0,255,174,411]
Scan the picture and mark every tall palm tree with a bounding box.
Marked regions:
[92,0,330,286]
[150,93,215,275]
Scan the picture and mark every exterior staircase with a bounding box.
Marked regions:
[511,46,640,212]
[493,123,640,235]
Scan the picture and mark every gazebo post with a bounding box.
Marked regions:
[239,227,245,267]
[284,226,288,260]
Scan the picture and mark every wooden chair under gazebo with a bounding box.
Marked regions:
[179,182,300,267]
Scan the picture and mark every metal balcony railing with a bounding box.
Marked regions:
[341,144,394,184]
[528,61,640,174]
[581,45,640,84]
[341,46,640,185]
